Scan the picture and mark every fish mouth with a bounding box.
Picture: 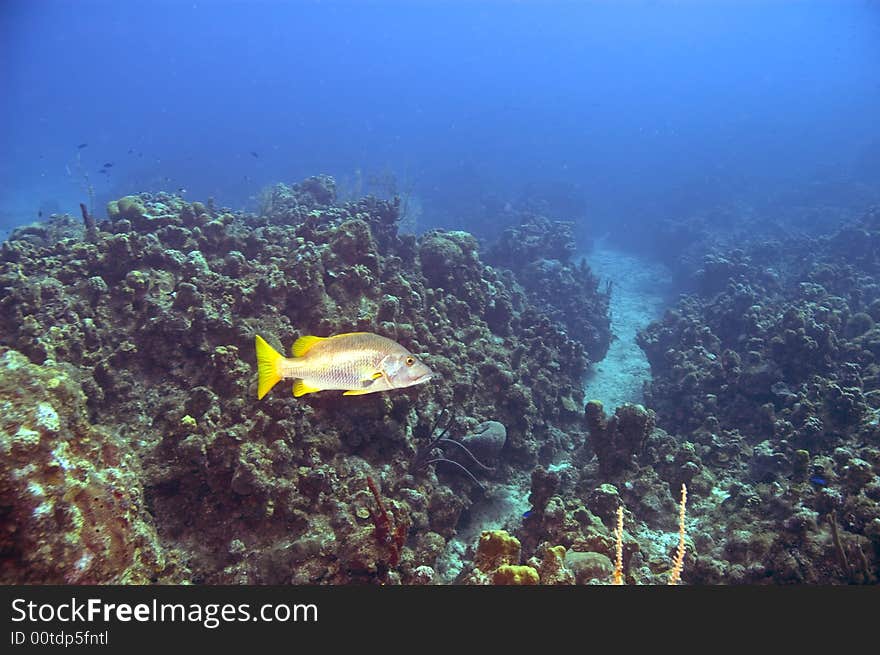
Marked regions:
[415,372,437,385]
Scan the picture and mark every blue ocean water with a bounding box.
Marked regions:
[2,0,878,238]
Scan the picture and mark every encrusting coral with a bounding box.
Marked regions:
[0,350,171,583]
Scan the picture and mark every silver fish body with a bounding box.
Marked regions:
[255,332,434,398]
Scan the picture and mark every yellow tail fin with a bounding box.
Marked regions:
[255,335,283,399]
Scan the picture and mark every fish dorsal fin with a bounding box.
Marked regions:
[292,335,326,357]
[293,379,321,397]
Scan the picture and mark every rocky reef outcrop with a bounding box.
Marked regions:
[486,214,612,364]
[633,207,880,584]
[5,176,874,586]
[0,350,171,583]
[440,207,880,586]
[0,177,606,584]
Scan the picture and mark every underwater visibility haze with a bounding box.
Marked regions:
[1,0,880,585]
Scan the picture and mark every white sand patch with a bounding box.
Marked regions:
[580,239,672,411]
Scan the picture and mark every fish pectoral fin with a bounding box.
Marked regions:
[343,372,384,396]
[359,372,384,387]
[293,379,321,397]
[291,335,326,357]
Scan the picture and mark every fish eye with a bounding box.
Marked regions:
[405,356,415,367]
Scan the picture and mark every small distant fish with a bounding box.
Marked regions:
[103,162,113,168]
[127,148,134,154]
[255,332,434,399]
[809,475,827,487]
[38,211,42,218]
[98,169,108,174]
[250,151,259,158]
[522,510,533,519]
[77,143,88,149]
[178,187,187,194]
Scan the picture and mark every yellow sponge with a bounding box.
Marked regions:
[493,564,540,585]
[474,530,522,571]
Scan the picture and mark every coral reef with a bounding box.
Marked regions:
[0,179,604,584]
[633,207,880,583]
[585,401,655,477]
[3,174,875,586]
[0,350,172,583]
[486,213,612,364]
